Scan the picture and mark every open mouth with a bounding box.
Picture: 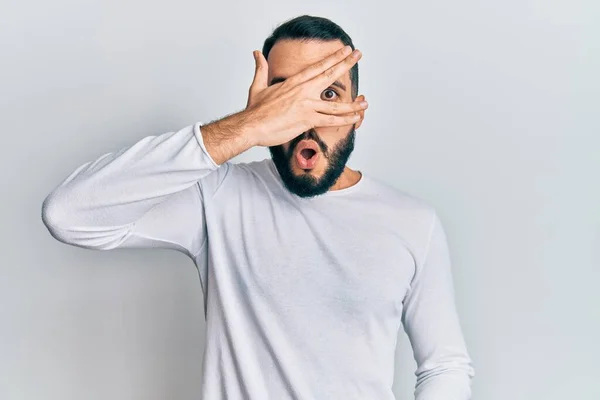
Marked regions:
[294,140,320,170]
[300,148,317,160]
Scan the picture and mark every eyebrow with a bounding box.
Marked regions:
[269,76,347,92]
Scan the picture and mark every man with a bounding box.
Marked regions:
[42,14,474,400]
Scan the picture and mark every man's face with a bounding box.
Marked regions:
[266,39,364,198]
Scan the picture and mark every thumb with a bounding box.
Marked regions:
[250,50,268,93]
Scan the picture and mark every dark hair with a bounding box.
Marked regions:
[261,15,359,99]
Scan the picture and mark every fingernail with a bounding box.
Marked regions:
[352,50,361,58]
[360,101,368,107]
[343,45,352,55]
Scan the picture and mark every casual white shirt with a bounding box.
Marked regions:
[42,122,475,399]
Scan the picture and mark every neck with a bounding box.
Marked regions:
[329,167,362,191]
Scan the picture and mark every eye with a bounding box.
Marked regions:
[321,88,339,101]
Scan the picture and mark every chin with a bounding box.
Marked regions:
[291,161,326,176]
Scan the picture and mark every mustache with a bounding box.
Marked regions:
[288,130,329,156]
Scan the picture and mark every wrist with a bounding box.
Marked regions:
[200,111,256,165]
[234,109,261,148]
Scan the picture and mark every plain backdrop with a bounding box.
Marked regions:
[1,1,598,399]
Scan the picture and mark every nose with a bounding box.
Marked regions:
[305,130,319,141]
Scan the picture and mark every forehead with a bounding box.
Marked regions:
[267,39,347,81]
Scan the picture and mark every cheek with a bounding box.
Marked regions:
[317,127,347,151]
[320,126,347,137]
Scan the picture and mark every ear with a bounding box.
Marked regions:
[354,94,366,130]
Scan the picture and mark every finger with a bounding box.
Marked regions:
[310,98,368,115]
[312,112,361,127]
[309,49,361,91]
[249,50,268,96]
[284,45,354,88]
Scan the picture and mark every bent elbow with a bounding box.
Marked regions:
[41,191,67,238]
[415,358,475,400]
[41,191,130,250]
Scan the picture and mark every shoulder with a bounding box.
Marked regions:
[361,174,439,262]
[232,157,274,178]
[199,158,275,199]
[363,174,436,218]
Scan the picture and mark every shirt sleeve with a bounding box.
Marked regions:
[41,122,230,259]
[401,211,475,400]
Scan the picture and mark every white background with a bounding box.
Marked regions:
[1,1,598,399]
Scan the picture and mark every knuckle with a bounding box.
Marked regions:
[325,67,335,79]
[302,85,315,99]
[291,85,304,98]
[283,80,297,92]
[297,97,310,109]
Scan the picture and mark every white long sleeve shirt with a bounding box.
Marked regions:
[42,122,475,400]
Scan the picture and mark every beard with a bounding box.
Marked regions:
[268,126,356,198]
